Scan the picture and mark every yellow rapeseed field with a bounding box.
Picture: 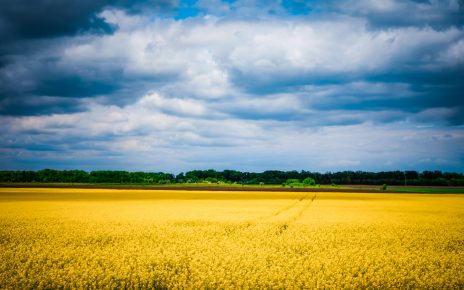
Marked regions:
[0,188,463,289]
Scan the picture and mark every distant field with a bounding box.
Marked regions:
[2,182,464,193]
[0,188,463,288]
[380,187,464,193]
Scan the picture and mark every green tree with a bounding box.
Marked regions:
[285,179,300,186]
[302,177,316,186]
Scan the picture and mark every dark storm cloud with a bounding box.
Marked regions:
[34,76,119,98]
[0,0,178,70]
[227,62,464,125]
[0,0,111,41]
[321,0,464,29]
[229,68,360,97]
[365,67,464,124]
[0,0,180,116]
[0,0,178,41]
[0,48,122,115]
[0,95,86,116]
[305,68,464,112]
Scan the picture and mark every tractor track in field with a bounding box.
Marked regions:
[272,193,317,235]
[259,193,310,221]
[287,193,317,224]
[235,193,317,235]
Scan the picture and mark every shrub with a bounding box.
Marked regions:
[285,179,300,185]
[302,177,316,186]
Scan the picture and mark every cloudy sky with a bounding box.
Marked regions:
[0,0,463,173]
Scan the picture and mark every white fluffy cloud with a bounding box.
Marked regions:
[61,10,463,95]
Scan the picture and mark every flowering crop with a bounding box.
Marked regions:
[0,188,463,289]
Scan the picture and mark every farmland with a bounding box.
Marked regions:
[0,188,463,289]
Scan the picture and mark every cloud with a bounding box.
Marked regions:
[322,0,464,29]
[0,0,178,41]
[137,92,210,117]
[2,99,463,172]
[219,93,302,120]
[7,11,459,119]
[0,0,112,41]
[1,8,463,124]
[0,95,88,116]
[0,2,463,172]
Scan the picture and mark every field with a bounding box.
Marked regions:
[0,188,463,289]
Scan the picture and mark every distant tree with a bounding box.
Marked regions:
[205,177,218,184]
[0,169,463,186]
[285,179,300,187]
[176,173,185,183]
[302,177,316,186]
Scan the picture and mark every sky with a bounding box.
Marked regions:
[0,0,463,173]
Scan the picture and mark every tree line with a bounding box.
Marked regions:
[0,169,463,186]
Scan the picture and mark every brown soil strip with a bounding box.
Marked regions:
[0,183,419,193]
